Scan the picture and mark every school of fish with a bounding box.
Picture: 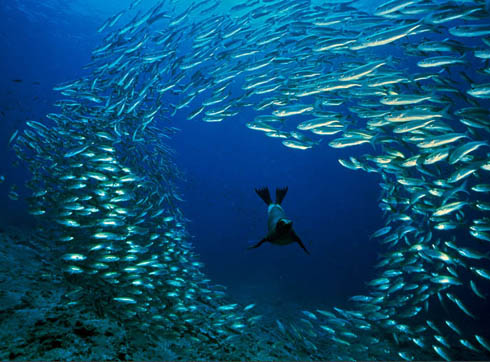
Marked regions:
[6,0,490,359]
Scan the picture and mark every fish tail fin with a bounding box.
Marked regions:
[441,104,453,120]
[255,187,272,205]
[275,186,288,205]
[369,134,379,150]
[385,55,394,68]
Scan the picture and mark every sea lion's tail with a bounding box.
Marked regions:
[255,187,273,205]
[275,186,288,205]
[256,186,288,205]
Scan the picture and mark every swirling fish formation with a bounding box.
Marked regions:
[7,0,490,359]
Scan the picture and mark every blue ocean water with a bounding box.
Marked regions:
[0,0,382,312]
[1,0,490,360]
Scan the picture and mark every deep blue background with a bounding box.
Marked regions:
[0,0,383,313]
[171,118,382,310]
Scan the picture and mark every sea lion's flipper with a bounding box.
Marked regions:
[275,186,288,205]
[248,237,268,250]
[292,230,310,255]
[255,187,272,205]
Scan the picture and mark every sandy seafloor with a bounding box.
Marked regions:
[0,228,435,361]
